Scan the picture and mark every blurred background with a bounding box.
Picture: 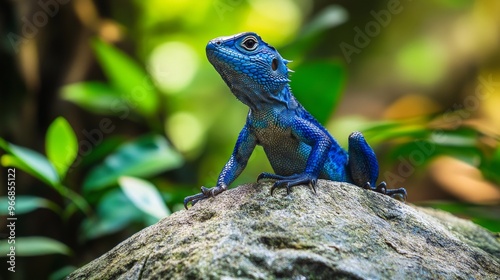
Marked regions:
[1,0,500,279]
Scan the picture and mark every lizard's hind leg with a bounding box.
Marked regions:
[347,131,407,201]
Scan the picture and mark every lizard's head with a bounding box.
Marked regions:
[206,32,292,109]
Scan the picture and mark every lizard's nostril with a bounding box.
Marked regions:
[207,40,221,51]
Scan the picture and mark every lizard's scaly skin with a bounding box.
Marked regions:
[184,32,406,208]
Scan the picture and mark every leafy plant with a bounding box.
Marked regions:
[0,41,185,278]
[361,114,500,232]
[362,115,499,178]
[290,60,345,124]
[0,116,182,253]
[62,39,160,123]
[0,117,90,217]
[83,135,182,193]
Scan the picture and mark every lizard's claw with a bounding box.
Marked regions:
[386,188,407,202]
[259,173,317,196]
[183,184,228,209]
[183,192,208,209]
[363,181,407,202]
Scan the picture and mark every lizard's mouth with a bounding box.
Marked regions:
[206,46,242,87]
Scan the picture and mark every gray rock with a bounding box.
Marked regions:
[67,181,500,280]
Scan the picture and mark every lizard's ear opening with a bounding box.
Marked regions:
[272,58,278,71]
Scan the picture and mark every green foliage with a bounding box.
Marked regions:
[480,146,500,186]
[61,82,121,115]
[0,121,91,216]
[362,116,499,233]
[280,5,348,60]
[298,5,348,39]
[362,118,432,144]
[79,136,126,167]
[80,189,144,241]
[83,134,183,193]
[0,196,61,216]
[0,116,181,256]
[46,117,78,178]
[290,61,345,124]
[423,201,500,232]
[363,116,493,175]
[0,237,72,256]
[119,176,170,219]
[1,139,59,186]
[62,40,160,120]
[91,39,159,118]
[49,266,77,280]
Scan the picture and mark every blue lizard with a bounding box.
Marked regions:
[184,32,406,208]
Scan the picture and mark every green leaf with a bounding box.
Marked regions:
[0,196,61,215]
[49,265,77,280]
[83,135,183,192]
[79,136,126,167]
[471,217,500,233]
[299,5,348,39]
[388,140,482,168]
[46,117,78,178]
[0,237,72,256]
[92,39,159,117]
[0,140,59,187]
[80,189,142,240]
[480,146,500,185]
[363,122,429,145]
[59,186,93,217]
[61,82,123,115]
[290,61,345,124]
[281,5,348,60]
[119,176,170,220]
[0,140,90,216]
[423,201,500,233]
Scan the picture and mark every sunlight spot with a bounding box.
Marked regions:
[148,42,199,94]
[166,112,204,153]
[243,0,302,43]
[396,38,447,86]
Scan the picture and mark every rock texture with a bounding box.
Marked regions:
[67,181,500,280]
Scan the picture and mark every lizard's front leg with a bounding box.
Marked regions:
[258,117,331,196]
[184,125,257,209]
[348,131,407,201]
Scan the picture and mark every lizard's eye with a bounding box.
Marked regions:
[241,36,258,51]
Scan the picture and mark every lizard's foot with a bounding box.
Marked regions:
[258,172,317,196]
[183,184,227,209]
[363,181,407,202]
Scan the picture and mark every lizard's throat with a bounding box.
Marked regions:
[211,62,290,111]
[230,81,291,111]
[231,84,272,111]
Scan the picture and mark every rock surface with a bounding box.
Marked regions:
[67,181,500,279]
